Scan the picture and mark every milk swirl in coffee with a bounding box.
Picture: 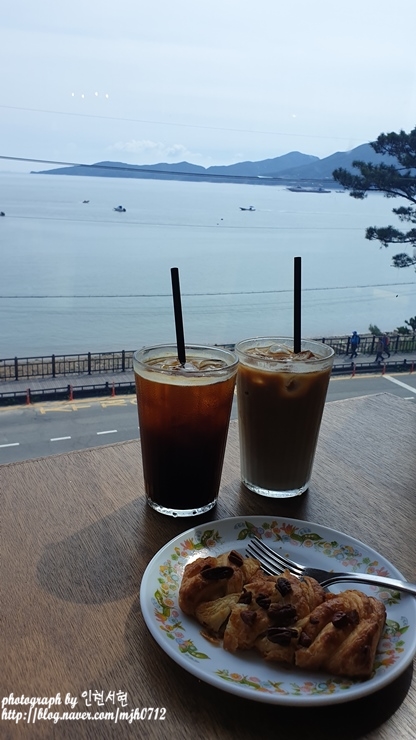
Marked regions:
[236,338,335,498]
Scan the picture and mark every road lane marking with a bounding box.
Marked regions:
[97,429,118,435]
[40,406,72,414]
[37,399,133,413]
[383,375,416,393]
[100,400,128,408]
[0,442,20,448]
[50,436,72,441]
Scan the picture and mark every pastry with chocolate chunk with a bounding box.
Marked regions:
[178,550,261,617]
[295,589,386,678]
[179,553,386,680]
[224,569,326,660]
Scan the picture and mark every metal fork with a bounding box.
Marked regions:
[246,536,416,597]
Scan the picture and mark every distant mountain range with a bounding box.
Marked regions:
[32,143,397,187]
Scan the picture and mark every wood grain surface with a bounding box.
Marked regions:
[1,392,415,739]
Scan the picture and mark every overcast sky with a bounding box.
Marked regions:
[1,0,416,172]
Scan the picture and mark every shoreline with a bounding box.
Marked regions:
[1,333,416,383]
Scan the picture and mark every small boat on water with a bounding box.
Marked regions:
[287,186,331,193]
[114,205,126,212]
[0,211,5,217]
[82,200,90,204]
[239,205,255,211]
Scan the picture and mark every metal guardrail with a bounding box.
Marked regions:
[323,334,416,356]
[0,358,415,406]
[331,358,415,375]
[1,337,415,382]
[0,350,135,382]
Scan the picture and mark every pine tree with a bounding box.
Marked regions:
[333,127,416,268]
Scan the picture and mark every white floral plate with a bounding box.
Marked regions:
[140,516,416,706]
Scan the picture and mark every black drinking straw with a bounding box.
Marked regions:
[170,267,186,366]
[294,256,302,354]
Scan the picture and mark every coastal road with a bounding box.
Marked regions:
[1,372,416,465]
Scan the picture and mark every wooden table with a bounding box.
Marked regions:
[1,392,415,739]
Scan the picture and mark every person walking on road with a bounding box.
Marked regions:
[382,333,391,358]
[375,336,385,363]
[350,331,360,359]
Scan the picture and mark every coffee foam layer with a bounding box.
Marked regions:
[245,344,318,361]
[146,356,227,372]
[136,355,234,385]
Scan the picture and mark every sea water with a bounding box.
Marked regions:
[0,171,414,358]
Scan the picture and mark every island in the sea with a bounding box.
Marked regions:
[31,142,395,187]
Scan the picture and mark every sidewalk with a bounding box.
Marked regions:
[0,371,136,403]
[1,350,416,405]
[332,350,416,377]
[334,350,416,367]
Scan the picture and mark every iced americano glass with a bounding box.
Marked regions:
[133,344,238,517]
[236,337,335,498]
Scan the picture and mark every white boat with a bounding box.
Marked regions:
[239,205,255,211]
[114,205,126,212]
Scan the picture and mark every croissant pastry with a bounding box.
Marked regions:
[223,569,326,655]
[295,589,386,678]
[178,550,261,617]
[179,552,386,679]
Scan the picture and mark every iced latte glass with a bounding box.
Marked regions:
[236,337,334,498]
[133,344,238,517]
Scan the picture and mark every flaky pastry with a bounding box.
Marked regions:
[178,551,386,679]
[178,550,261,617]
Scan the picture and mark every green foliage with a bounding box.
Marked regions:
[396,325,411,335]
[368,324,382,335]
[333,127,416,268]
[405,316,416,332]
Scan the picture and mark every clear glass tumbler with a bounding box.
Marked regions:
[134,344,238,516]
[236,337,334,498]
